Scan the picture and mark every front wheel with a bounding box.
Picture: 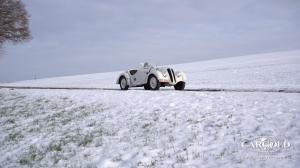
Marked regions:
[174,82,185,90]
[119,77,129,90]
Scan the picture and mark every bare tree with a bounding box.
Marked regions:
[0,0,31,47]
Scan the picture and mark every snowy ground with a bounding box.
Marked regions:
[0,50,300,167]
[1,89,299,168]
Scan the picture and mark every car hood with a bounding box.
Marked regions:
[155,67,169,74]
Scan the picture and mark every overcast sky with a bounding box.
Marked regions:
[0,0,299,82]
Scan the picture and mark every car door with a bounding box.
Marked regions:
[129,69,138,86]
[130,69,148,86]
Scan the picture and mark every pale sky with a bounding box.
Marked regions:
[0,0,300,82]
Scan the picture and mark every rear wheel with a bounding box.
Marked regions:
[174,82,185,90]
[119,76,129,90]
[147,75,160,90]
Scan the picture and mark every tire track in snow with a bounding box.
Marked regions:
[1,86,300,93]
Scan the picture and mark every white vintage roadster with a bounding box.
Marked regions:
[116,62,187,90]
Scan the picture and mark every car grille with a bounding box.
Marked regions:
[167,68,176,83]
[171,69,176,83]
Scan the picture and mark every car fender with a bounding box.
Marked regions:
[153,71,165,81]
[116,72,131,86]
[147,68,162,81]
[175,71,187,83]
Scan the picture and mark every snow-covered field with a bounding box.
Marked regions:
[0,50,300,167]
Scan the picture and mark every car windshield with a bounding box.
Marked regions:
[140,62,153,69]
